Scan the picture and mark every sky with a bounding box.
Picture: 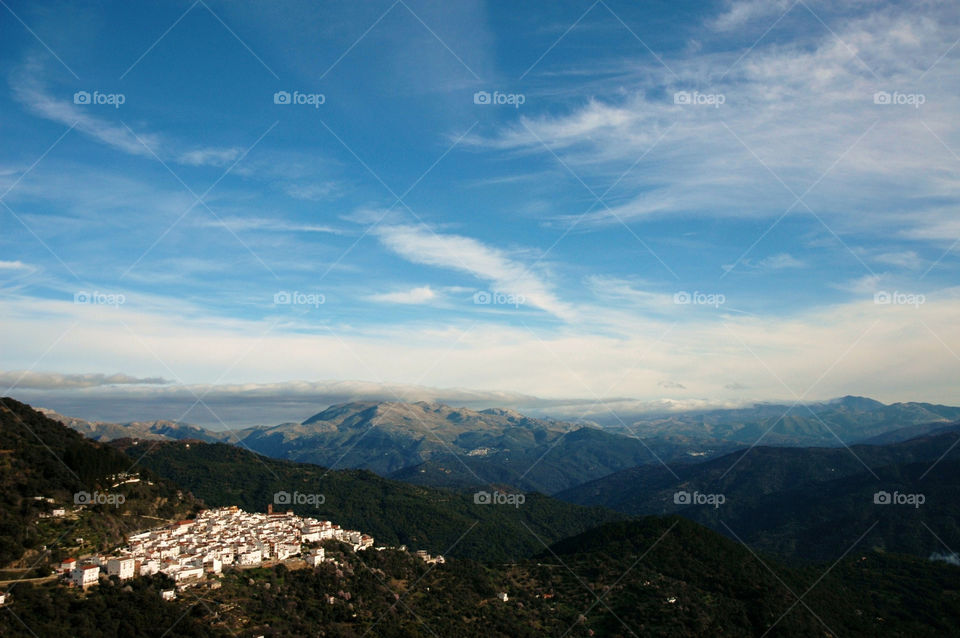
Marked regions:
[1,0,959,426]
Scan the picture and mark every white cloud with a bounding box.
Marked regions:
[724,253,806,272]
[282,182,341,201]
[0,260,31,271]
[373,223,576,320]
[196,216,341,234]
[585,276,674,312]
[710,0,793,32]
[467,4,960,244]
[0,370,171,390]
[11,59,249,169]
[11,59,158,158]
[178,147,243,167]
[369,286,437,305]
[874,250,925,270]
[1,290,959,426]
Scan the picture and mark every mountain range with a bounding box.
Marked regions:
[3,396,960,636]
[556,425,960,560]
[618,395,960,446]
[41,396,960,498]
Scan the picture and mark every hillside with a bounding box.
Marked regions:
[110,438,624,562]
[387,425,742,494]
[5,517,959,637]
[0,398,201,568]
[557,430,960,560]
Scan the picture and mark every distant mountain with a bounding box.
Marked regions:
[388,426,742,494]
[38,407,229,443]
[556,428,960,560]
[858,420,960,445]
[111,437,625,562]
[41,400,741,493]
[237,400,581,473]
[48,396,960,496]
[0,398,201,567]
[233,400,720,493]
[614,395,960,447]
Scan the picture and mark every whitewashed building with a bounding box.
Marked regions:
[306,548,325,566]
[138,559,160,577]
[107,557,136,581]
[59,558,77,574]
[72,565,100,588]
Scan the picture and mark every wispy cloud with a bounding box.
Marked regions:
[467,3,960,242]
[11,58,247,168]
[179,147,243,167]
[724,253,806,272]
[196,216,341,234]
[874,250,925,270]
[373,223,576,320]
[710,0,793,32]
[369,285,437,305]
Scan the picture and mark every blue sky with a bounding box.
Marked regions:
[2,0,959,425]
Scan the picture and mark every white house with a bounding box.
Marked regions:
[138,560,160,577]
[160,589,176,601]
[72,565,100,588]
[59,558,77,574]
[175,566,204,583]
[356,535,374,551]
[238,549,262,566]
[275,542,300,561]
[497,592,509,602]
[107,556,136,581]
[306,548,325,566]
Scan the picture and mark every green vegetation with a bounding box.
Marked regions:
[4,518,959,636]
[557,431,960,560]
[0,398,201,568]
[112,438,624,562]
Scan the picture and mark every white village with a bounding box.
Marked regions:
[56,504,444,598]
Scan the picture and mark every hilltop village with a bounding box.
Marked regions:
[58,506,444,595]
